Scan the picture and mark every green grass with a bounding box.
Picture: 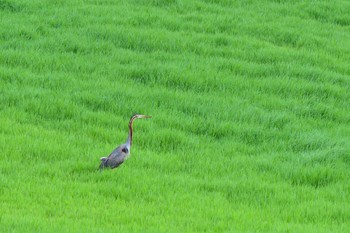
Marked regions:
[1,0,350,232]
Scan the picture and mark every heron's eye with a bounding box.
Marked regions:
[122,147,128,153]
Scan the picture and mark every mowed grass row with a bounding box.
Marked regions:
[1,0,350,232]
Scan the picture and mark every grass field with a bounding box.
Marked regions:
[1,0,350,232]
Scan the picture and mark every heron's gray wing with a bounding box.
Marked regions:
[105,150,122,169]
[106,144,131,169]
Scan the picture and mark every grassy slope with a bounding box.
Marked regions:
[1,0,350,232]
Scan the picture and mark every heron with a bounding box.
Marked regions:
[99,114,152,170]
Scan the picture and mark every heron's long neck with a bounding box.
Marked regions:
[126,116,137,147]
[126,123,133,147]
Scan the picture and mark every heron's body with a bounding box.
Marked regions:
[99,144,129,169]
[99,114,151,170]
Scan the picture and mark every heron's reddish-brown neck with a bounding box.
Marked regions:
[127,115,138,146]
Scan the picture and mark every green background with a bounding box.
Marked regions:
[0,0,349,232]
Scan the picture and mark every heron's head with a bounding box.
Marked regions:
[129,114,152,128]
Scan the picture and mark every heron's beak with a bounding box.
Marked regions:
[140,115,152,119]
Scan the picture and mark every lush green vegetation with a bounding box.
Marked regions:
[1,0,350,232]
